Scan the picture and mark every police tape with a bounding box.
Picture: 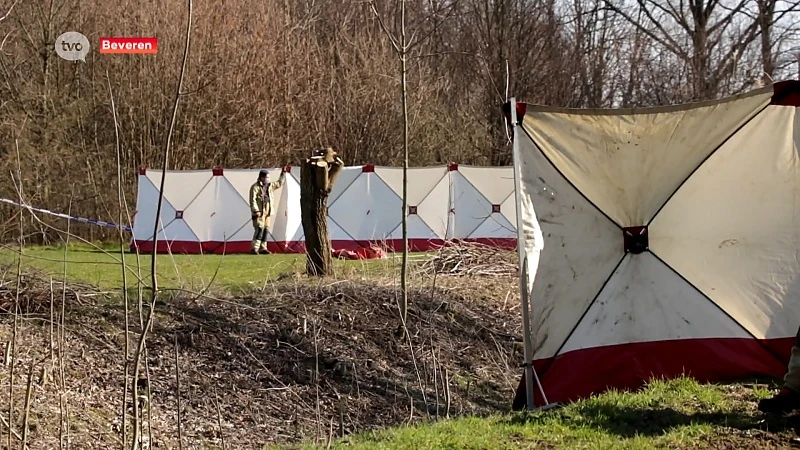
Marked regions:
[0,197,133,232]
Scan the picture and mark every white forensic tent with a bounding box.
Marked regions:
[132,166,298,253]
[510,80,800,408]
[131,163,519,254]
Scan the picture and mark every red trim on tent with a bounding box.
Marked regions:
[212,167,224,176]
[284,165,292,172]
[139,168,147,175]
[512,336,794,409]
[515,102,527,118]
[771,80,800,107]
[130,238,517,254]
[362,164,375,173]
[502,101,528,123]
[448,162,459,171]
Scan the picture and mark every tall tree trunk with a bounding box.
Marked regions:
[757,0,776,84]
[399,0,409,325]
[300,148,343,276]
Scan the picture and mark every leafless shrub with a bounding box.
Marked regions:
[0,264,524,448]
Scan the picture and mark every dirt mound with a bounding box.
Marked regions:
[0,268,523,449]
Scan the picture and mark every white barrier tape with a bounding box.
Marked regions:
[0,197,133,232]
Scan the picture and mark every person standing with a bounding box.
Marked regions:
[758,326,800,414]
[249,167,287,254]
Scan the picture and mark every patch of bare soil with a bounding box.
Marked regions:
[0,266,524,449]
[692,384,800,450]
[697,420,800,449]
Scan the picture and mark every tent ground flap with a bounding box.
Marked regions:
[514,335,793,408]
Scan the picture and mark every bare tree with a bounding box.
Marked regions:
[749,0,800,83]
[130,1,193,448]
[368,0,459,324]
[602,0,767,100]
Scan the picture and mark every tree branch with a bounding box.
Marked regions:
[0,0,17,22]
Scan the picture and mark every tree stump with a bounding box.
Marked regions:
[300,147,344,276]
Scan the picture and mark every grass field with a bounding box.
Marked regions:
[0,243,796,449]
[285,377,792,450]
[0,242,408,291]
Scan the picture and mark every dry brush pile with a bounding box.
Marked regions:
[421,242,518,277]
[0,258,524,449]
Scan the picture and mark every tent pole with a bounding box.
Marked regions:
[509,97,539,409]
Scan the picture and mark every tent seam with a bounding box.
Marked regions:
[329,172,401,243]
[384,215,440,241]
[143,217,176,242]
[498,190,516,224]
[536,253,629,380]
[380,168,450,238]
[647,102,771,227]
[461,185,517,239]
[647,251,790,369]
[453,170,513,239]
[457,168,513,209]
[204,218,252,253]
[470,215,515,237]
[409,169,449,208]
[327,215,361,245]
[520,124,623,231]
[163,216,203,243]
[133,177,164,241]
[327,169,363,208]
[221,174,252,206]
[184,177,213,211]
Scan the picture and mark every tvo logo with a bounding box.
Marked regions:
[55,32,90,62]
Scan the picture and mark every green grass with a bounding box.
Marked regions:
[276,377,779,450]
[0,242,408,290]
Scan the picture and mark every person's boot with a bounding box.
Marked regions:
[758,387,800,414]
[259,246,270,255]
